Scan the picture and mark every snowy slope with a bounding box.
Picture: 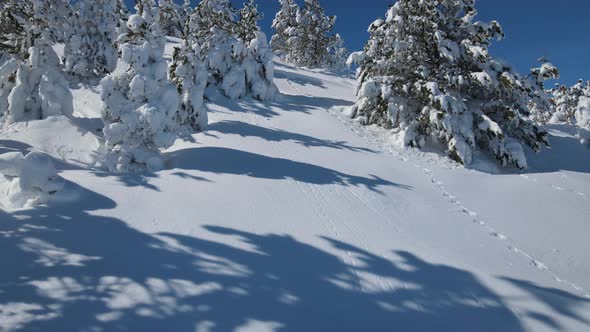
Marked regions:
[1,47,590,331]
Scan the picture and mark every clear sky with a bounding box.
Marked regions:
[125,0,590,85]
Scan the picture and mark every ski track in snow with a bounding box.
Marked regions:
[253,84,409,296]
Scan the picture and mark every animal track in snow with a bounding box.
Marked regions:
[322,98,590,298]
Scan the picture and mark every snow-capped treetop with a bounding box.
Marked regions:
[528,60,559,123]
[63,0,118,78]
[188,0,238,56]
[270,0,347,69]
[0,0,34,60]
[270,0,299,56]
[158,0,183,37]
[237,0,263,43]
[326,33,349,71]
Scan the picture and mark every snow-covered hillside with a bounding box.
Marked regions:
[1,42,590,331]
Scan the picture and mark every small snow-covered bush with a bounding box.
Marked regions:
[242,32,278,101]
[0,151,65,208]
[576,96,590,145]
[100,5,179,172]
[170,42,209,131]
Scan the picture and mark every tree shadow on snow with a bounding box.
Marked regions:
[466,124,590,175]
[274,61,355,80]
[166,146,407,193]
[0,139,32,155]
[90,170,162,192]
[4,188,588,331]
[210,93,353,119]
[208,120,376,153]
[499,277,590,330]
[523,125,590,174]
[274,69,326,89]
[268,94,354,117]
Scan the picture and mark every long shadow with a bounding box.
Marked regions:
[0,139,87,173]
[211,93,353,119]
[274,69,326,89]
[166,146,407,193]
[268,94,354,115]
[4,188,576,331]
[500,277,590,329]
[467,124,590,175]
[90,170,162,191]
[0,139,32,155]
[208,120,376,153]
[524,125,590,174]
[274,61,355,80]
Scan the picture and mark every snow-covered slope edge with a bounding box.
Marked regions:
[0,57,589,332]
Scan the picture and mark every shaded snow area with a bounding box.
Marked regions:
[1,55,590,331]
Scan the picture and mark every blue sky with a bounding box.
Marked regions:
[126,0,590,85]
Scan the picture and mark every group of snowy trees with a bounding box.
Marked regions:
[0,0,73,123]
[101,0,278,171]
[0,0,279,172]
[271,0,349,70]
[347,0,568,169]
[1,0,588,172]
[188,0,277,101]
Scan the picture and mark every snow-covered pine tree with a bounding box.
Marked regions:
[158,0,182,38]
[63,0,118,78]
[178,0,193,36]
[0,0,34,60]
[550,84,573,124]
[326,33,349,71]
[0,0,32,119]
[236,0,263,43]
[271,0,344,69]
[291,0,336,68]
[0,0,73,123]
[270,0,299,57]
[190,0,237,47]
[115,0,131,38]
[528,60,559,123]
[349,0,549,169]
[189,0,245,98]
[100,0,180,172]
[170,28,208,131]
[242,31,278,100]
[236,0,278,100]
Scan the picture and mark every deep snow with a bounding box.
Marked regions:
[0,43,589,331]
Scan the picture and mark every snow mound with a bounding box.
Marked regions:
[0,115,102,168]
[0,151,64,209]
